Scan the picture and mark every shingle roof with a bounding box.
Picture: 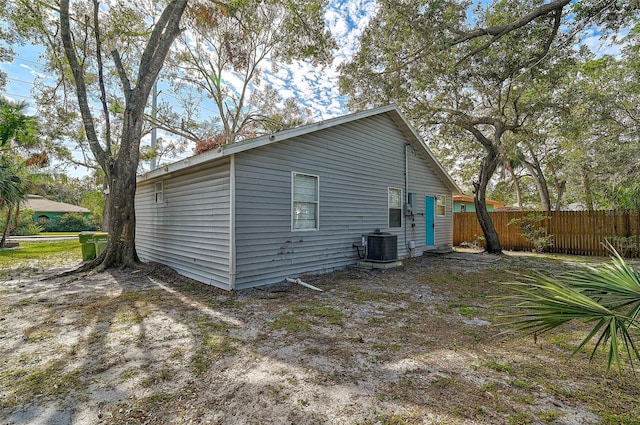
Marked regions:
[24,195,91,214]
[138,105,462,194]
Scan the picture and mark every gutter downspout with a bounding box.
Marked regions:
[404,143,409,257]
[229,154,237,290]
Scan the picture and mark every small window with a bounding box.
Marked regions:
[436,195,446,216]
[388,187,402,228]
[292,173,319,231]
[155,182,164,203]
[460,204,466,213]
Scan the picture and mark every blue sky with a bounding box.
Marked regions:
[0,0,628,178]
[0,0,379,177]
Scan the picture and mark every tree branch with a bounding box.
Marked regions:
[59,0,108,169]
[91,0,113,156]
[451,0,571,45]
[111,50,132,101]
[452,0,570,64]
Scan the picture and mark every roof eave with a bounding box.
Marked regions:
[137,105,462,195]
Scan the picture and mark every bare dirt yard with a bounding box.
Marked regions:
[1,251,639,425]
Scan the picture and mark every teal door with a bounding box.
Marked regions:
[425,196,435,246]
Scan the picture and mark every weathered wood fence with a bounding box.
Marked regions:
[454,210,640,257]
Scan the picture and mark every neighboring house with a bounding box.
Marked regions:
[24,195,91,225]
[453,195,505,213]
[564,202,586,211]
[135,105,461,290]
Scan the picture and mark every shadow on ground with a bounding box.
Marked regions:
[1,253,637,424]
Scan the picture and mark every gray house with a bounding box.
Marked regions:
[135,105,461,290]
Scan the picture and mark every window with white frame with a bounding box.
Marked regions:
[436,194,446,216]
[388,187,403,228]
[292,173,319,231]
[154,182,164,203]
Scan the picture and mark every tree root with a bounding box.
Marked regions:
[41,253,144,281]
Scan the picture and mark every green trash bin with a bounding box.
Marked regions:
[78,231,96,261]
[94,232,109,257]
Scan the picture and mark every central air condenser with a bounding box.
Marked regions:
[366,230,398,262]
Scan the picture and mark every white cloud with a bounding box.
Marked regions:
[580,27,629,58]
[253,0,379,120]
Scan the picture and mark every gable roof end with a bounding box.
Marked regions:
[24,195,91,213]
[138,105,462,195]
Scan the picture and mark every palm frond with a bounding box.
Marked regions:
[499,247,640,374]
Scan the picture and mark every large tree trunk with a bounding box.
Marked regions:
[473,148,503,254]
[96,88,148,268]
[505,163,524,210]
[100,142,140,268]
[59,0,188,271]
[581,166,595,211]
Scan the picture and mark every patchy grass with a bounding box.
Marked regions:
[0,240,81,272]
[1,360,85,409]
[289,303,345,325]
[1,251,639,424]
[268,314,311,332]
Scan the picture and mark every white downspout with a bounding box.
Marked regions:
[404,143,409,257]
[229,154,237,290]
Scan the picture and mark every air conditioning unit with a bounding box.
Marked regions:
[366,230,398,262]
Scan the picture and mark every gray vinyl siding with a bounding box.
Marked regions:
[233,114,424,289]
[135,160,231,289]
[406,146,454,253]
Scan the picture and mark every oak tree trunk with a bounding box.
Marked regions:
[59,0,188,271]
[100,138,140,268]
[474,147,503,254]
[525,161,552,211]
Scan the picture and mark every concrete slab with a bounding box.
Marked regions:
[356,260,403,269]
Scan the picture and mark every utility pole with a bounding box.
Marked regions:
[150,81,158,170]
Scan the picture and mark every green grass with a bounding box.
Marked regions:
[268,314,311,332]
[290,303,345,325]
[483,360,513,374]
[0,240,81,269]
[1,360,85,408]
[38,232,81,236]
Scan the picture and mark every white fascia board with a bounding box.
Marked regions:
[137,148,226,183]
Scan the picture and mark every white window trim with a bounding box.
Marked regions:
[291,172,319,232]
[154,181,164,204]
[388,187,403,229]
[436,194,446,217]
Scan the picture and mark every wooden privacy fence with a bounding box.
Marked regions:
[454,210,640,257]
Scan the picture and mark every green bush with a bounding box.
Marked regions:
[43,213,98,232]
[5,208,40,236]
[508,213,554,253]
[12,223,42,236]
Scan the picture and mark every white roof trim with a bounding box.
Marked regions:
[137,104,461,194]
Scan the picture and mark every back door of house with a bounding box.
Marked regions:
[425,196,435,246]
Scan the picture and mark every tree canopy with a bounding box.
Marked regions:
[2,0,337,270]
[156,0,335,147]
[340,0,639,252]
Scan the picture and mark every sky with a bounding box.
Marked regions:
[0,0,380,118]
[0,0,379,178]
[0,0,629,179]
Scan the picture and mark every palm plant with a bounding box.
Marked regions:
[501,245,640,373]
[0,160,27,247]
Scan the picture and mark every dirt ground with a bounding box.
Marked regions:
[1,251,639,425]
